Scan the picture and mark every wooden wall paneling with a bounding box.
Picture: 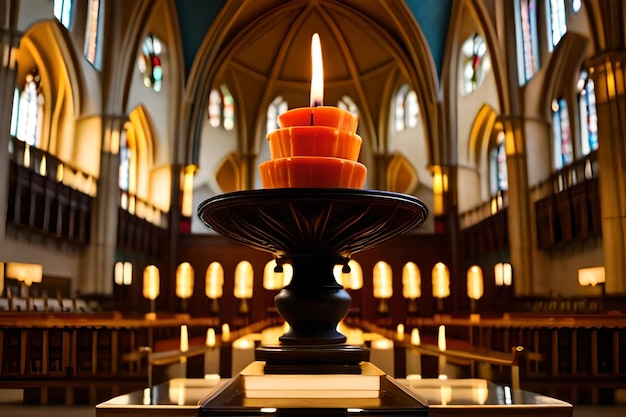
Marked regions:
[586,178,602,237]
[17,329,26,375]
[551,329,559,376]
[535,197,556,250]
[91,330,98,375]
[0,330,3,375]
[591,329,598,376]
[62,330,71,377]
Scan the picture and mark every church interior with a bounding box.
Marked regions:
[1,0,626,414]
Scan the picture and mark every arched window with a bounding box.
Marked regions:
[138,34,163,92]
[266,96,288,134]
[85,0,102,68]
[118,123,136,213]
[13,69,44,146]
[460,34,490,95]
[114,261,133,286]
[577,70,598,156]
[552,98,573,169]
[54,0,73,28]
[515,0,540,84]
[572,0,582,14]
[490,132,508,196]
[548,0,567,51]
[338,96,358,117]
[395,84,419,132]
[208,85,235,130]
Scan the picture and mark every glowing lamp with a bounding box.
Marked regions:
[176,262,194,299]
[333,259,363,290]
[142,265,160,300]
[432,262,450,299]
[494,262,512,286]
[466,265,484,300]
[263,260,293,290]
[6,262,42,286]
[373,261,393,314]
[578,266,605,287]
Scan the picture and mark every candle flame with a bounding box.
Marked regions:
[310,33,323,107]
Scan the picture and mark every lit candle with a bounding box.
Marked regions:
[408,328,422,378]
[260,33,366,189]
[180,325,189,365]
[221,323,231,342]
[438,325,447,379]
[204,328,219,376]
[396,323,405,341]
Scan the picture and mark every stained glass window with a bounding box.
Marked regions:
[548,0,567,51]
[208,89,221,128]
[395,84,419,132]
[85,0,101,68]
[338,96,358,117]
[490,132,508,196]
[577,71,598,155]
[552,98,573,169]
[119,130,131,193]
[13,69,44,146]
[266,96,287,134]
[138,34,163,92]
[208,85,235,130]
[460,34,490,95]
[54,0,73,28]
[515,0,540,84]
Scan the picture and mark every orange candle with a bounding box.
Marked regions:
[260,33,366,189]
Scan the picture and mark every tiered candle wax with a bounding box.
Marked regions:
[259,33,367,189]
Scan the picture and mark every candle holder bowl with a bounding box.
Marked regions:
[198,188,427,371]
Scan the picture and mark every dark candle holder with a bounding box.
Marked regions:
[198,188,427,372]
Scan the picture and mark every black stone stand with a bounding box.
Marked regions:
[197,188,429,414]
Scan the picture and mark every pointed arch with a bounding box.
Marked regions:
[184,0,440,173]
[468,104,498,167]
[125,105,156,202]
[539,32,590,121]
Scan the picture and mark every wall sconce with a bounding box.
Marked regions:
[205,262,224,314]
[6,262,43,287]
[333,259,363,290]
[578,266,605,295]
[6,262,43,298]
[143,265,160,317]
[373,261,393,315]
[263,259,293,290]
[438,324,447,380]
[494,262,512,286]
[176,262,194,310]
[432,262,450,311]
[114,261,133,285]
[431,165,448,216]
[402,262,421,313]
[466,265,483,313]
[234,261,254,315]
[181,164,198,218]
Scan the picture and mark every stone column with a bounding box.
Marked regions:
[588,51,626,293]
[498,116,534,296]
[79,115,126,295]
[0,27,22,241]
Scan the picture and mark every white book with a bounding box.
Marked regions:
[245,389,380,399]
[241,361,383,391]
